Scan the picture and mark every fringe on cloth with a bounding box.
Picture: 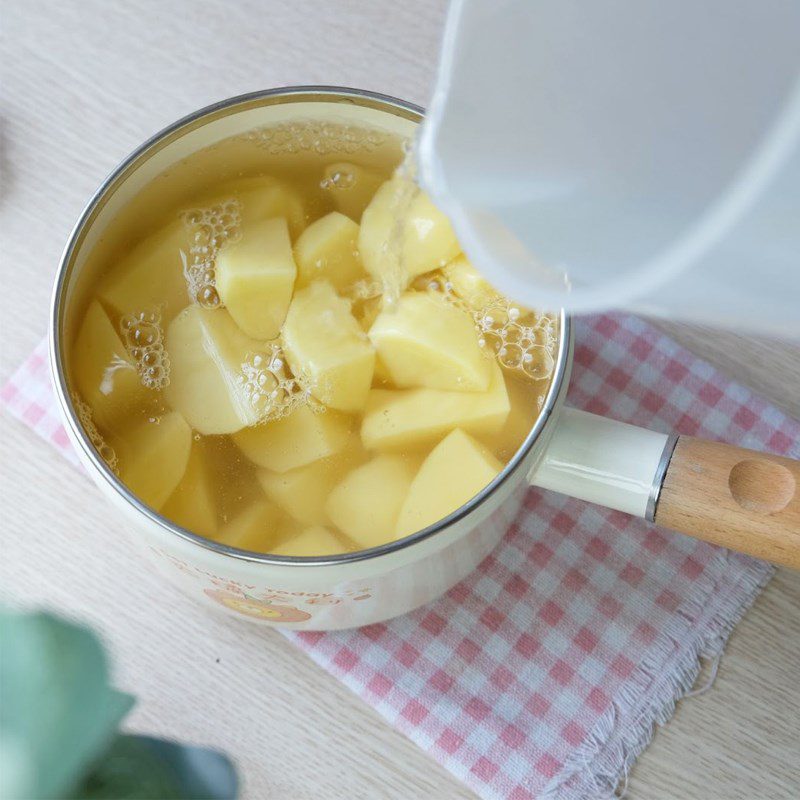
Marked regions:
[540,551,774,800]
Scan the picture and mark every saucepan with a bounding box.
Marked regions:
[50,88,800,630]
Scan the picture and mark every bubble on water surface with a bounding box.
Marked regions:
[420,272,558,382]
[120,307,170,389]
[237,342,323,423]
[72,392,118,473]
[242,121,387,156]
[179,197,242,308]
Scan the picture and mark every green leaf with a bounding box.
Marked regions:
[74,735,238,799]
[0,609,133,800]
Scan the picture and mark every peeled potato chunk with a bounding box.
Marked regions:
[257,459,334,527]
[359,177,460,288]
[442,255,502,311]
[368,291,491,392]
[97,220,190,323]
[216,217,297,340]
[216,176,307,239]
[402,188,462,277]
[233,405,351,473]
[326,455,419,549]
[272,525,350,557]
[118,411,192,511]
[256,445,362,527]
[217,499,283,552]
[294,212,364,290]
[162,442,217,537]
[395,429,502,538]
[282,281,375,412]
[321,162,384,221]
[72,300,149,431]
[164,306,265,435]
[443,255,534,326]
[361,360,509,451]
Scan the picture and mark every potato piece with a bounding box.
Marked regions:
[359,177,460,288]
[443,255,533,322]
[256,460,334,527]
[402,188,461,277]
[361,361,509,451]
[161,442,217,537]
[72,300,149,431]
[294,212,364,289]
[216,499,283,552]
[256,445,362,527]
[321,162,384,221]
[233,405,351,473]
[164,306,265,435]
[395,429,503,537]
[271,525,350,557]
[282,282,375,412]
[216,217,297,339]
[368,292,491,392]
[442,255,502,311]
[216,176,307,239]
[326,455,419,549]
[97,220,190,322]
[118,411,192,511]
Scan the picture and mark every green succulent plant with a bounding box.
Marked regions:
[0,608,237,800]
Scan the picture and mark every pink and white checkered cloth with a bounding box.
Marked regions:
[3,315,798,799]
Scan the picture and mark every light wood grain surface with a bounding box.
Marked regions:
[1,2,798,798]
[655,437,800,569]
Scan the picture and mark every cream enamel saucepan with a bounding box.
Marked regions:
[51,88,800,630]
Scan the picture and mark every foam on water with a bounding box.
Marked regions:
[237,343,323,423]
[120,307,170,389]
[72,392,118,472]
[475,298,556,381]
[179,198,242,308]
[242,121,387,155]
[418,273,557,382]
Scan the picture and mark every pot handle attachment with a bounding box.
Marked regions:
[530,408,800,569]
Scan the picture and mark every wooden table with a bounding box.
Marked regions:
[2,2,798,797]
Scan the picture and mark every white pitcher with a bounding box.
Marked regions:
[417,0,800,337]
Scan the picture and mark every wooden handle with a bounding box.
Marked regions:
[654,437,800,569]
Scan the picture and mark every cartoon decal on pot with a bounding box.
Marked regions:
[204,589,312,622]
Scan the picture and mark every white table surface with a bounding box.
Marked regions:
[2,2,799,798]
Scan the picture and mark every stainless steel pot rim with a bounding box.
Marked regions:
[50,85,573,567]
